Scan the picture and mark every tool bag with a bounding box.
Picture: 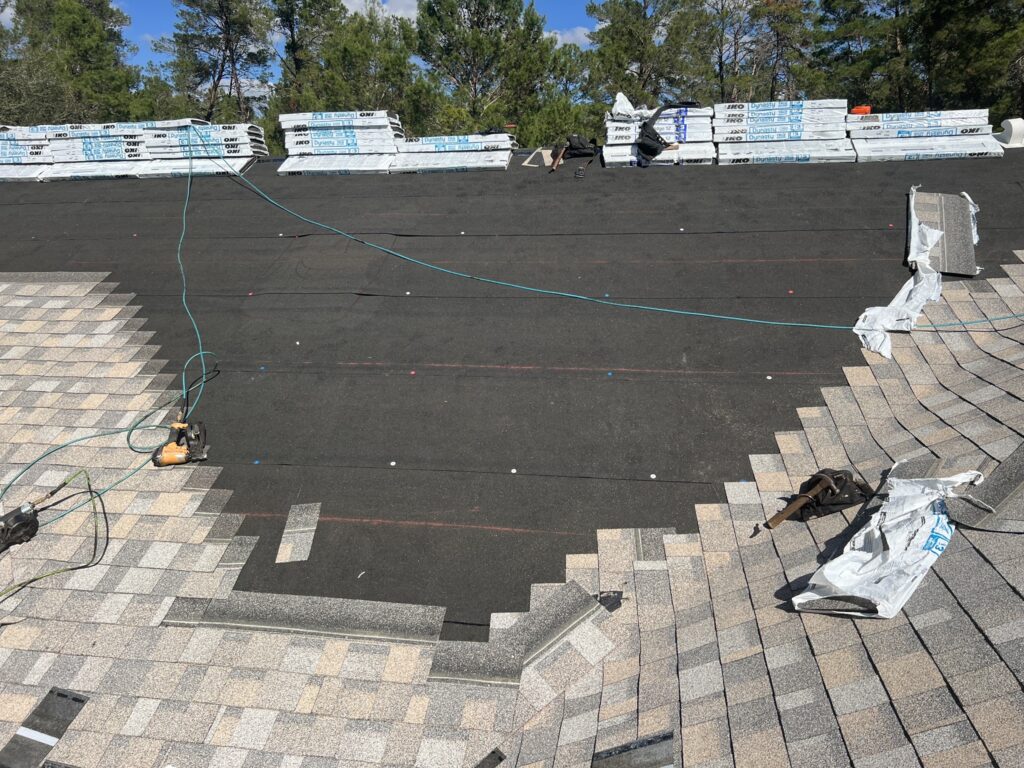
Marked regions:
[792,469,873,521]
[792,469,984,618]
[636,101,701,165]
[564,134,598,158]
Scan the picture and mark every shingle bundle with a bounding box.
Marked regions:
[0,119,267,181]
[277,111,404,175]
[391,133,516,173]
[277,110,515,174]
[602,93,715,167]
[848,109,1004,162]
[714,99,855,164]
[0,127,53,180]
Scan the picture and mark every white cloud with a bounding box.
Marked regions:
[546,26,592,48]
[0,6,14,28]
[342,0,418,19]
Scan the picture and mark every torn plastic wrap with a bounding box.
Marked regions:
[610,92,639,120]
[853,185,950,358]
[792,468,985,619]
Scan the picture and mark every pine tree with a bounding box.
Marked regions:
[262,1,441,149]
[815,0,879,105]
[272,0,346,85]
[705,0,759,102]
[586,0,714,107]
[914,0,1024,119]
[155,0,274,122]
[416,0,556,131]
[516,42,604,146]
[316,2,421,112]
[0,0,139,123]
[751,0,818,100]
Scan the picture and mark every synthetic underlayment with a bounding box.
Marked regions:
[1,156,1023,639]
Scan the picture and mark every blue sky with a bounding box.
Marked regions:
[120,0,595,70]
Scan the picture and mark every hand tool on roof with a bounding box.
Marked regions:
[549,144,567,172]
[765,472,837,529]
[765,469,873,529]
[151,409,208,467]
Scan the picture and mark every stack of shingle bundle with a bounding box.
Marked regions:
[44,124,150,168]
[390,133,516,173]
[136,121,268,177]
[849,109,1004,161]
[714,99,855,164]
[0,119,266,181]
[0,126,53,181]
[277,110,404,175]
[602,93,715,167]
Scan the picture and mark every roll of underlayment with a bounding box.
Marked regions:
[993,117,1024,148]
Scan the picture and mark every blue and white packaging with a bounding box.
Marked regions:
[714,99,847,115]
[853,135,1004,162]
[717,139,855,164]
[792,469,985,618]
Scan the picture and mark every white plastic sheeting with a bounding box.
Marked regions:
[853,186,979,357]
[609,93,714,121]
[792,468,985,619]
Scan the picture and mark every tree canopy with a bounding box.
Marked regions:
[1,0,1023,147]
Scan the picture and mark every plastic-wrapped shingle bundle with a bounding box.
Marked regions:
[277,110,516,174]
[714,99,855,164]
[0,119,267,181]
[603,93,715,167]
[391,133,516,173]
[0,126,53,181]
[848,109,1004,162]
[277,111,404,175]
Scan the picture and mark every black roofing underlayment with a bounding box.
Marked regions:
[1,156,1022,640]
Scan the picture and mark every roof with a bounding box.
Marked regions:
[0,154,1023,766]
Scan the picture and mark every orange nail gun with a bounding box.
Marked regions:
[151,410,208,467]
